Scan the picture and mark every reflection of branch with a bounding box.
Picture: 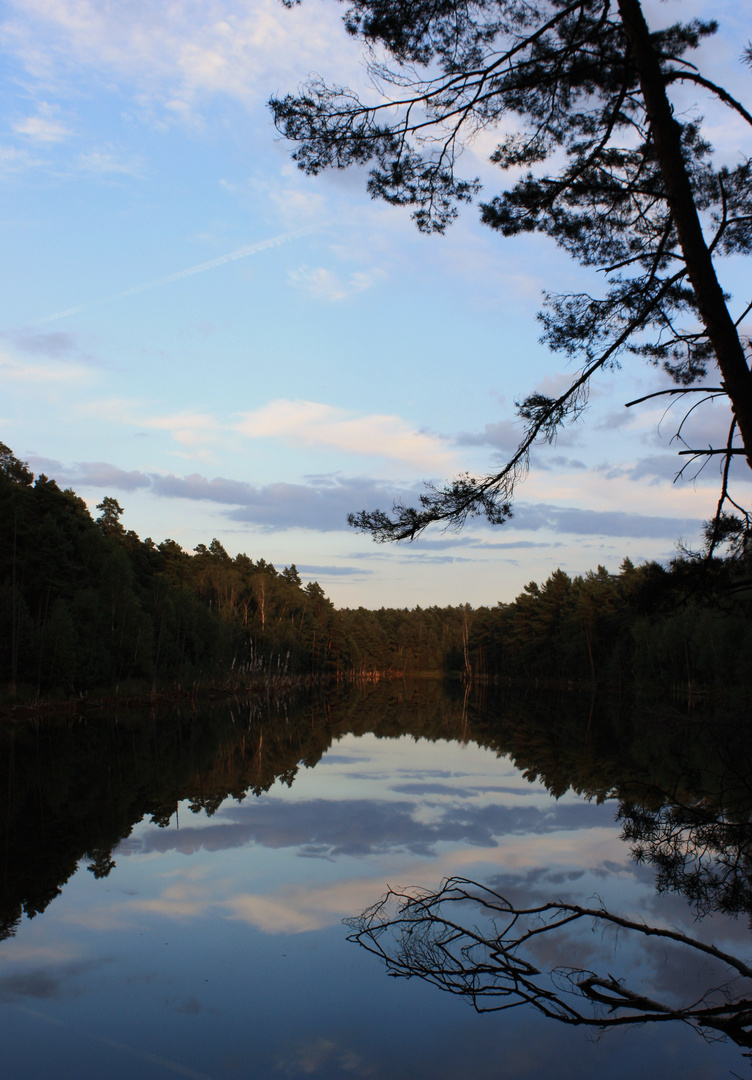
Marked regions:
[619,799,752,917]
[346,877,752,1050]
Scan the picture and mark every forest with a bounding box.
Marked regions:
[1,441,750,699]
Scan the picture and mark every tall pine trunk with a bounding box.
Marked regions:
[618,0,752,470]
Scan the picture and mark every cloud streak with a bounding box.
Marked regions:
[1,357,95,384]
[37,227,318,324]
[513,502,701,540]
[23,453,704,540]
[13,104,72,143]
[23,454,416,532]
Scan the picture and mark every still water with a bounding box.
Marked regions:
[0,684,748,1078]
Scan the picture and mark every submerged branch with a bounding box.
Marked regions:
[346,876,752,1049]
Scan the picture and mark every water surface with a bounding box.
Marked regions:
[0,685,747,1078]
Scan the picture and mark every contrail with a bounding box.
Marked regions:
[37,226,317,325]
[16,1005,219,1080]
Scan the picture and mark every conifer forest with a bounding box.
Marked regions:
[2,442,749,700]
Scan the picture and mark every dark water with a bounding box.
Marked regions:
[0,684,749,1078]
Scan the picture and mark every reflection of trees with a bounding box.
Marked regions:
[620,800,752,918]
[4,681,752,949]
[614,734,752,919]
[465,694,752,919]
[0,681,466,941]
[347,877,752,1053]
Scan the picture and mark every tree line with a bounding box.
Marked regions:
[0,443,339,696]
[466,555,752,691]
[1,441,750,698]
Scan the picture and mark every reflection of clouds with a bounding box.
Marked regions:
[99,821,633,937]
[317,754,366,765]
[225,895,324,934]
[0,943,83,964]
[61,905,140,931]
[276,1036,377,1077]
[390,782,530,798]
[635,938,752,1007]
[125,864,229,922]
[522,905,752,1014]
[225,827,627,934]
[131,795,615,861]
[0,969,66,1001]
[478,864,752,1003]
[174,996,204,1015]
[428,827,624,878]
[0,959,110,1003]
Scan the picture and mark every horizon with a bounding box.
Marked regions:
[2,0,750,608]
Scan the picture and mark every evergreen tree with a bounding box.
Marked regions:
[272,1,752,541]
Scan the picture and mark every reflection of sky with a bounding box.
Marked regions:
[0,734,744,1079]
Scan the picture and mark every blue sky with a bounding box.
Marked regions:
[2,0,750,607]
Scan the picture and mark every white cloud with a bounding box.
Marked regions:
[270,186,327,229]
[523,447,750,524]
[13,104,72,142]
[15,445,719,547]
[25,454,152,491]
[287,264,387,302]
[18,451,421,533]
[0,356,94,383]
[0,144,42,173]
[81,395,445,469]
[510,502,701,540]
[2,0,363,122]
[77,147,143,176]
[142,411,220,447]
[236,399,453,471]
[75,397,143,421]
[531,371,584,400]
[72,401,222,450]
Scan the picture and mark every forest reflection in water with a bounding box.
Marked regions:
[0,683,750,1078]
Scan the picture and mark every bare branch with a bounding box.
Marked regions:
[677,449,748,456]
[625,387,724,408]
[665,70,752,128]
[347,876,752,1049]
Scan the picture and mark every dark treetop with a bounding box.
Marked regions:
[272,1,752,544]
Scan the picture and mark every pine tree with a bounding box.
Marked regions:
[272,1,752,541]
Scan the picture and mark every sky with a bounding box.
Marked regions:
[1,0,751,608]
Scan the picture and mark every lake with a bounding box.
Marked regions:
[0,682,749,1078]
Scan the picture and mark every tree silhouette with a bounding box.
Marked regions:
[273,1,752,541]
